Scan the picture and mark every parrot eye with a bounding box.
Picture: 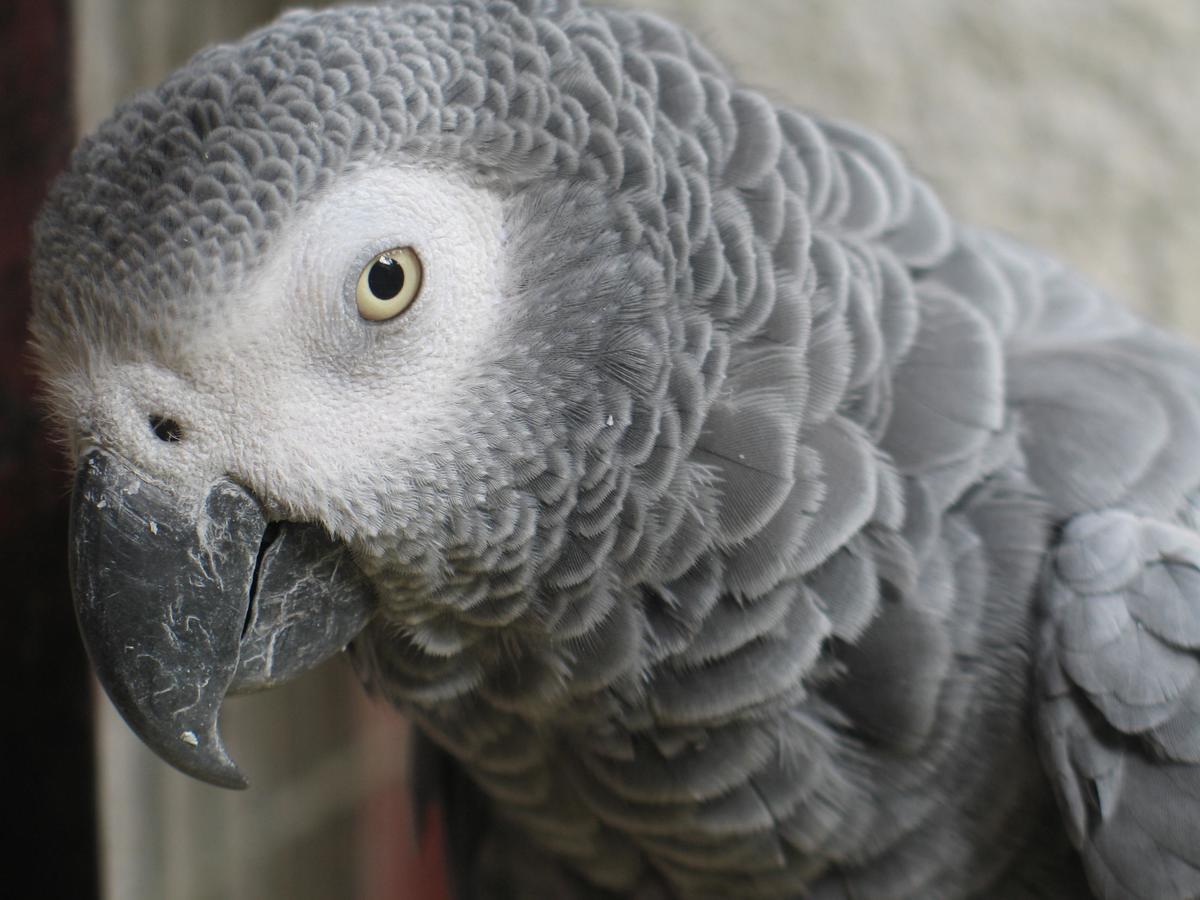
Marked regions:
[356,247,423,321]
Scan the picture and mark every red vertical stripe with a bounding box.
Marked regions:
[354,691,451,900]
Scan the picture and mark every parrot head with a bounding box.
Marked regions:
[30,0,708,786]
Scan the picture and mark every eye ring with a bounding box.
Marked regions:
[356,246,423,321]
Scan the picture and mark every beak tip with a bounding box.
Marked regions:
[168,729,250,790]
[212,769,250,791]
[192,767,250,790]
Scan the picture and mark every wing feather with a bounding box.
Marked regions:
[1038,511,1200,899]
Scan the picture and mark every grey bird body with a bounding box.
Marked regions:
[28,2,1200,897]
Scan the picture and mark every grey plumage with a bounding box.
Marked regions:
[28,1,1200,897]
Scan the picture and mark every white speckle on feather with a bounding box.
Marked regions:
[180,730,199,746]
[149,520,159,535]
[96,498,107,509]
[606,415,614,427]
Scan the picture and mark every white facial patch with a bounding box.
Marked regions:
[75,165,510,528]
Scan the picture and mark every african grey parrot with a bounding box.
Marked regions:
[28,1,1200,897]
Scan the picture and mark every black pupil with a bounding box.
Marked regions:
[367,256,405,300]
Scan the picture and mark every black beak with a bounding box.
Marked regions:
[69,451,374,788]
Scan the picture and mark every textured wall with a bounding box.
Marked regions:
[72,2,1200,898]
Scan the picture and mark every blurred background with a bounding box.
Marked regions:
[5,0,1200,898]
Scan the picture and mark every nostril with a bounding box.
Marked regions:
[149,415,184,443]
